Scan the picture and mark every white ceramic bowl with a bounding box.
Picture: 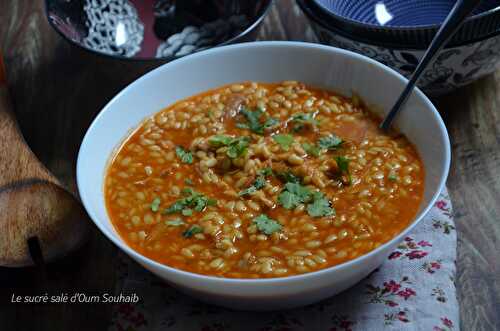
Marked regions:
[77,41,450,310]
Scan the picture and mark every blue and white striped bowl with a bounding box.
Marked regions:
[310,0,500,48]
[298,0,500,95]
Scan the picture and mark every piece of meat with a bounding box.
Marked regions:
[331,119,372,144]
[224,93,246,121]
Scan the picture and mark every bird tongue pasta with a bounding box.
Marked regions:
[105,81,424,278]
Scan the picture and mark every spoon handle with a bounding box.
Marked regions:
[0,52,90,267]
[380,0,481,131]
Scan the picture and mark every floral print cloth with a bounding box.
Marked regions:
[110,189,458,331]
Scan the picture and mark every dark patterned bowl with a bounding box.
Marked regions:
[298,0,500,95]
[311,0,500,49]
[45,0,272,61]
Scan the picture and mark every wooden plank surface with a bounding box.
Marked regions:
[0,0,499,330]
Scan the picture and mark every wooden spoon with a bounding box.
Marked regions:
[0,52,90,267]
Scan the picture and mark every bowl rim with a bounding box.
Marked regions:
[311,0,500,31]
[298,0,500,50]
[44,0,274,62]
[77,40,451,285]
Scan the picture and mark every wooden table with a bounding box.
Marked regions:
[1,1,499,330]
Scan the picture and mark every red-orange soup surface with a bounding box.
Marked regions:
[105,81,424,278]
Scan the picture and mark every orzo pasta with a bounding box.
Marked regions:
[105,81,424,278]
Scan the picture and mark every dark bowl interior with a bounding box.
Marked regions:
[314,0,499,28]
[46,0,272,61]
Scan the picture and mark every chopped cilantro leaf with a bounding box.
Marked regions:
[278,182,312,209]
[318,134,343,150]
[276,171,301,184]
[150,197,161,212]
[277,190,301,209]
[254,176,266,190]
[273,134,294,151]
[238,108,263,133]
[302,142,321,157]
[184,178,193,185]
[208,135,250,159]
[182,225,203,238]
[165,219,184,226]
[182,187,194,196]
[238,186,257,196]
[335,156,350,173]
[290,113,319,132]
[226,137,250,159]
[258,167,274,177]
[208,135,234,147]
[163,200,185,214]
[263,117,280,130]
[176,146,193,164]
[163,189,217,215]
[284,182,312,201]
[307,192,335,217]
[239,173,268,196]
[253,214,282,235]
[238,107,279,135]
[193,196,209,212]
[335,156,352,185]
[182,208,193,216]
[278,182,334,217]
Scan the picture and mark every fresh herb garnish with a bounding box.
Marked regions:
[302,142,321,157]
[206,198,218,207]
[237,107,279,135]
[335,156,351,185]
[253,214,282,235]
[307,191,335,217]
[299,134,343,158]
[278,182,334,217]
[165,219,185,226]
[164,189,217,215]
[388,173,397,181]
[239,170,271,196]
[182,208,193,216]
[276,171,302,184]
[290,113,319,132]
[182,225,203,238]
[164,200,185,214]
[238,186,257,197]
[150,197,161,212]
[272,134,294,151]
[318,134,343,150]
[278,182,312,209]
[175,146,193,164]
[208,135,234,147]
[258,167,274,177]
[208,135,250,159]
[263,117,280,130]
[277,190,300,210]
[226,137,250,159]
[184,178,193,185]
[181,187,194,195]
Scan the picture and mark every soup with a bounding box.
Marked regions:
[104,81,424,278]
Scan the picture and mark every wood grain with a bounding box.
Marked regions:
[0,0,498,330]
[436,73,500,330]
[0,66,90,267]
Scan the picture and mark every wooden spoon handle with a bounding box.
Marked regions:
[0,52,90,267]
[0,53,56,187]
